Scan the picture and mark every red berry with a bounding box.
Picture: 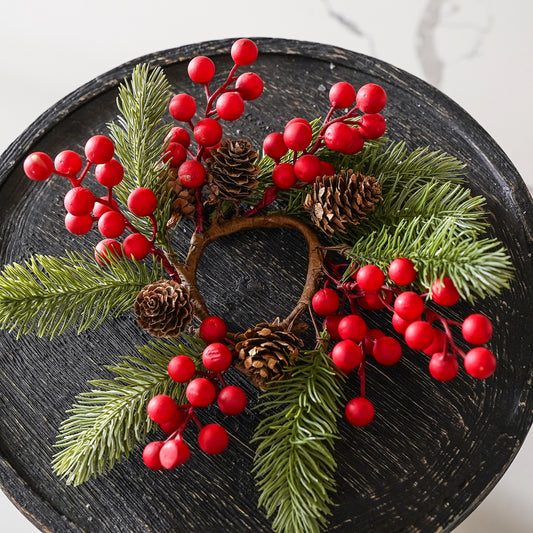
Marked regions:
[359,113,386,139]
[199,316,227,343]
[329,82,356,109]
[64,187,95,216]
[356,83,387,114]
[364,328,385,355]
[272,162,297,189]
[65,213,93,235]
[162,142,187,168]
[391,312,413,334]
[95,159,124,187]
[93,197,118,218]
[143,441,164,470]
[462,314,493,345]
[429,353,459,381]
[159,408,187,435]
[97,210,126,238]
[312,288,340,315]
[231,38,258,66]
[324,122,353,152]
[23,152,55,181]
[236,72,264,100]
[217,385,247,416]
[84,135,114,164]
[345,397,375,426]
[388,258,417,285]
[186,377,216,407]
[54,150,83,176]
[423,329,447,356]
[123,233,152,261]
[320,160,336,176]
[127,187,157,217]
[294,154,321,182]
[358,289,392,310]
[159,438,190,469]
[356,265,385,291]
[194,118,223,147]
[373,336,402,365]
[216,92,245,121]
[94,239,123,265]
[393,291,425,320]
[169,94,196,122]
[202,343,233,373]
[166,127,191,147]
[404,320,435,350]
[283,120,312,152]
[464,347,496,378]
[431,277,460,306]
[168,355,196,383]
[198,424,229,455]
[188,56,215,84]
[147,394,178,424]
[338,315,367,342]
[324,314,343,340]
[263,132,288,160]
[331,339,363,373]
[342,127,365,155]
[178,159,206,188]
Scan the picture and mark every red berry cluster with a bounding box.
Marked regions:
[142,317,248,470]
[263,82,387,191]
[22,135,177,270]
[312,257,496,427]
[166,39,263,199]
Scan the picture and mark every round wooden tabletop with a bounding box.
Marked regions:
[0,38,532,533]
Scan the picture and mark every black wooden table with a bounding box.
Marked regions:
[0,38,532,532]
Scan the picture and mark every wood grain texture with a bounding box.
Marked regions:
[0,38,532,533]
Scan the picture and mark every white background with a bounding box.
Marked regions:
[0,1,531,531]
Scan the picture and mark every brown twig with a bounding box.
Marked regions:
[168,214,324,328]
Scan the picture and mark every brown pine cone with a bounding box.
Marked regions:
[205,138,259,204]
[166,167,197,227]
[234,319,305,389]
[134,280,193,337]
[303,169,382,235]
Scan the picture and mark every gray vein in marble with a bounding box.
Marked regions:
[322,0,375,54]
[416,0,445,87]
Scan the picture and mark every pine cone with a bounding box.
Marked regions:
[134,280,193,337]
[303,170,382,235]
[234,319,305,389]
[206,139,260,204]
[167,167,196,227]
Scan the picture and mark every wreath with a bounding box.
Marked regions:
[0,39,514,533]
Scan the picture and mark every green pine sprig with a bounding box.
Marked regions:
[0,251,164,338]
[52,335,205,486]
[253,345,345,533]
[107,64,174,244]
[344,217,513,301]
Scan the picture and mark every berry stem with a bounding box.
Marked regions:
[244,186,279,217]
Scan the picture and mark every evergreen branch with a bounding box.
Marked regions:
[321,140,467,190]
[107,64,174,243]
[253,346,345,533]
[0,251,164,338]
[344,217,514,302]
[52,335,205,486]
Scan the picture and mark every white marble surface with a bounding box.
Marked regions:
[0,1,531,531]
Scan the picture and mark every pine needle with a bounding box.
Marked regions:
[253,346,345,533]
[344,217,514,301]
[0,251,164,338]
[52,335,205,486]
[107,64,174,243]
